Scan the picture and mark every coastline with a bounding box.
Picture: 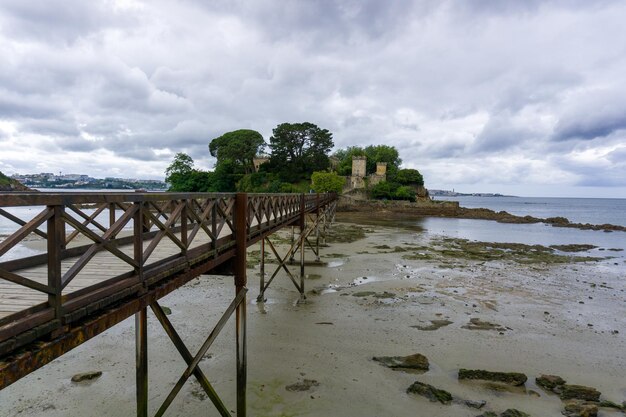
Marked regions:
[1,219,624,416]
[337,196,626,233]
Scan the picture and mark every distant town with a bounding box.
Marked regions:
[11,172,167,190]
[429,189,512,197]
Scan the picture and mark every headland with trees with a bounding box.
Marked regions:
[165,122,426,202]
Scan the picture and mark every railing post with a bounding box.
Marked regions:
[109,203,116,228]
[133,202,144,285]
[47,205,64,319]
[257,238,265,302]
[136,307,148,417]
[212,202,218,259]
[234,193,248,417]
[181,199,188,256]
[299,194,306,302]
[315,194,320,262]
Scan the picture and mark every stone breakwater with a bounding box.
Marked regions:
[337,197,626,233]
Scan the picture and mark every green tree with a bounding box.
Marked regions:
[395,168,424,186]
[364,145,401,177]
[311,171,345,193]
[209,129,265,174]
[165,153,195,191]
[370,181,395,200]
[369,181,416,201]
[268,122,334,180]
[164,152,219,192]
[394,185,416,201]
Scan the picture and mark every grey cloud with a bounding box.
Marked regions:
[20,118,80,137]
[0,0,135,43]
[471,113,534,154]
[553,88,626,141]
[608,147,626,164]
[0,90,65,119]
[51,136,100,153]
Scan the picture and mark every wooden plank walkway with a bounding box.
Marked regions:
[0,233,212,319]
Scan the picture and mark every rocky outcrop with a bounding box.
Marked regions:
[373,353,429,371]
[406,381,452,404]
[0,171,31,192]
[562,400,598,417]
[337,198,626,233]
[536,374,566,391]
[559,385,601,402]
[458,369,527,386]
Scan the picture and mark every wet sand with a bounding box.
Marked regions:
[0,220,624,416]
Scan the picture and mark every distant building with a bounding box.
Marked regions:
[346,156,387,192]
[253,155,270,172]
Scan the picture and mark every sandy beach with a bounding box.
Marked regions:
[0,216,624,416]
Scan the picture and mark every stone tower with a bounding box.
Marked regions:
[351,156,366,177]
[350,156,367,189]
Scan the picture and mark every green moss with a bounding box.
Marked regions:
[550,244,597,252]
[430,238,605,265]
[325,224,367,243]
[352,291,376,297]
[406,381,452,404]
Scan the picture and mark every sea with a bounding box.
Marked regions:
[421,196,626,273]
[1,193,625,270]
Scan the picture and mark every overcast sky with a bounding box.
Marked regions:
[1,1,625,197]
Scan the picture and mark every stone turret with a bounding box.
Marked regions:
[369,162,387,186]
[351,156,366,177]
[349,156,367,189]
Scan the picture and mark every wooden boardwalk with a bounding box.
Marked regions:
[0,191,336,417]
[0,235,205,319]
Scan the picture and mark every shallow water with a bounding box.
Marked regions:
[435,195,626,226]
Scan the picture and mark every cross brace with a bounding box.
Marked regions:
[256,201,336,303]
[135,288,247,417]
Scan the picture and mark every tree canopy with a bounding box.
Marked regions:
[395,168,424,186]
[311,171,345,193]
[165,153,214,192]
[268,122,333,180]
[208,129,265,174]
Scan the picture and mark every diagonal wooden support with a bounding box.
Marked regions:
[256,208,329,302]
[150,301,231,417]
[261,237,303,297]
[154,287,247,417]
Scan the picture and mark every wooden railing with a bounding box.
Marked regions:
[0,192,335,358]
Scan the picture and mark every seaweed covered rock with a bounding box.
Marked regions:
[562,400,598,417]
[536,374,566,391]
[373,353,429,371]
[476,410,530,417]
[406,381,452,404]
[559,385,601,402]
[458,369,527,386]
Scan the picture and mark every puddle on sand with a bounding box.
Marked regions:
[352,275,384,286]
[327,260,345,268]
[251,298,280,305]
